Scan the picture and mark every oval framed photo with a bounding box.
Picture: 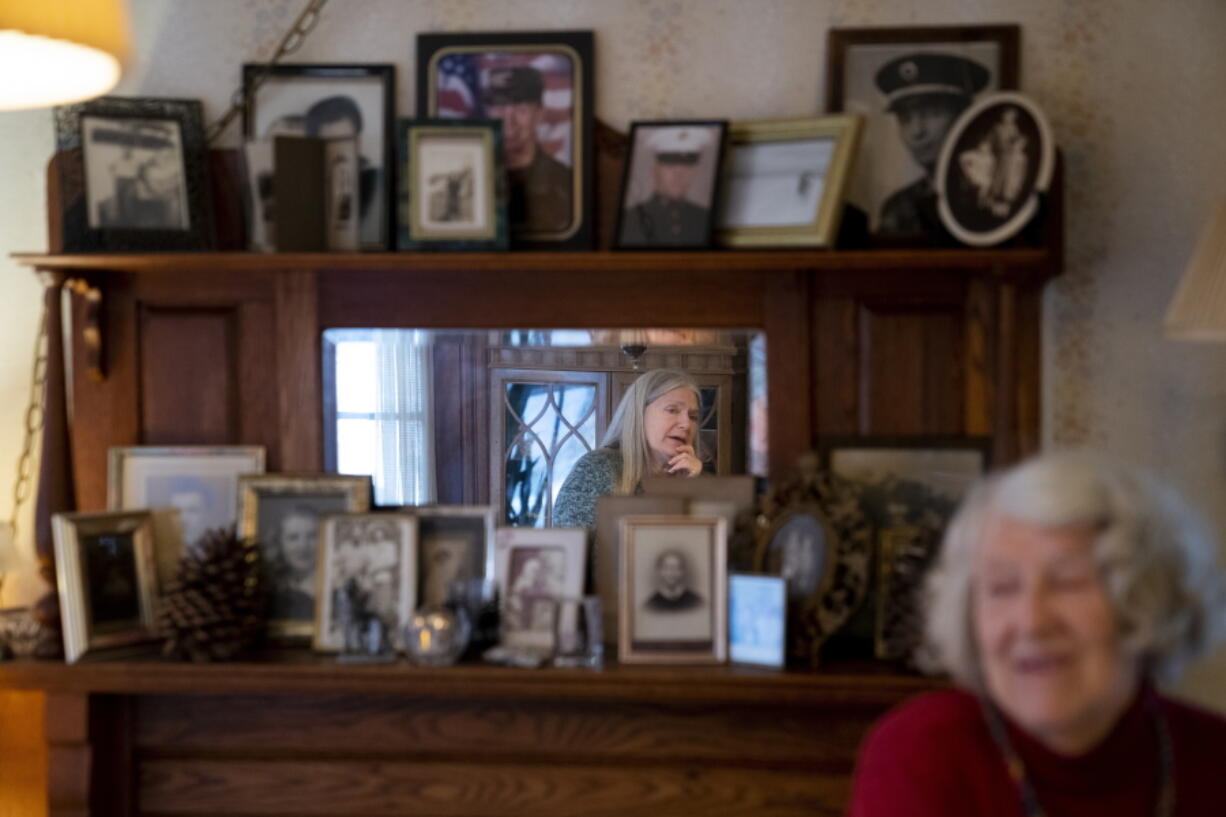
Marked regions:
[935,92,1054,247]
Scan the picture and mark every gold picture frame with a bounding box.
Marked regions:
[53,510,160,663]
[715,115,863,248]
[238,474,372,639]
[618,515,727,665]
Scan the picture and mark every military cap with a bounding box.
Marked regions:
[483,65,544,106]
[646,126,712,165]
[875,53,990,111]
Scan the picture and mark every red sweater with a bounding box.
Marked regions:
[848,688,1226,817]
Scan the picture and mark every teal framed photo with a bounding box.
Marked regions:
[396,119,508,251]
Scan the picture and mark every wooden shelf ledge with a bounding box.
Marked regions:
[12,248,1056,277]
[0,653,940,706]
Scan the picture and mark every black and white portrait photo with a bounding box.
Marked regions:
[620,517,727,663]
[316,514,416,651]
[616,121,725,249]
[414,508,495,608]
[504,545,566,635]
[82,116,190,231]
[244,64,394,249]
[238,474,371,638]
[827,26,1019,242]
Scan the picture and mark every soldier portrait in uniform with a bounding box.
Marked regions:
[826,26,1019,243]
[616,120,726,249]
[419,31,594,249]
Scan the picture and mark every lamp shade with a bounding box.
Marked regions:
[0,0,128,111]
[1165,201,1226,341]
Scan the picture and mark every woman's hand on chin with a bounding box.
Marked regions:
[666,445,702,478]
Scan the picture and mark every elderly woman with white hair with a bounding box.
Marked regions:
[848,451,1226,817]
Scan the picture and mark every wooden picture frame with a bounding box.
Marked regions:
[242,63,396,250]
[417,30,594,250]
[715,116,863,248]
[406,505,497,609]
[237,474,372,639]
[313,513,418,653]
[52,510,159,663]
[825,25,1021,245]
[53,96,213,251]
[618,515,727,664]
[397,119,508,250]
[614,120,728,250]
[494,526,587,653]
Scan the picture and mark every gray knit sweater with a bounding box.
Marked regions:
[553,447,623,529]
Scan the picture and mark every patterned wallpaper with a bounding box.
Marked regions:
[0,0,1223,702]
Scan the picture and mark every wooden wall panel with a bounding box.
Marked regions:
[0,690,47,817]
[132,695,877,768]
[139,308,237,444]
[138,758,850,817]
[857,303,964,435]
[812,297,859,435]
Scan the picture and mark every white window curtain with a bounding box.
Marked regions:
[373,329,436,505]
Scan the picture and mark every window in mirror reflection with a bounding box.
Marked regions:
[323,328,767,516]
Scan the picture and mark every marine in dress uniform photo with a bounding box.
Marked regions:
[875,53,988,238]
[617,122,724,249]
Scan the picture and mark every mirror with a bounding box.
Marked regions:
[322,328,767,525]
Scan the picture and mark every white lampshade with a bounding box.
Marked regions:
[1165,201,1226,341]
[0,0,128,111]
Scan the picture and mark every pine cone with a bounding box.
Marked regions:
[157,528,264,662]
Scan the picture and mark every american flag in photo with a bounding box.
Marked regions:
[436,53,483,118]
[436,51,573,167]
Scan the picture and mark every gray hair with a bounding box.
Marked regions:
[921,450,1226,687]
[602,368,701,494]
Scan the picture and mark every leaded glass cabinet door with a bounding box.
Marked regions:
[490,369,609,527]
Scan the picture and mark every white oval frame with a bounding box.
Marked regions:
[935,91,1054,247]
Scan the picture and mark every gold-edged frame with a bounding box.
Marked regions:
[618,515,727,665]
[238,474,372,639]
[53,510,160,663]
[716,115,863,248]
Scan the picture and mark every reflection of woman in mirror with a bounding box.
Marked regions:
[554,369,704,530]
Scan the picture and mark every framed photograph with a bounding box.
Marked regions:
[314,513,417,652]
[108,445,266,585]
[820,436,990,661]
[594,495,686,648]
[619,515,727,664]
[614,120,727,249]
[936,92,1055,247]
[729,574,786,667]
[715,116,863,248]
[53,96,213,251]
[52,511,159,663]
[397,119,508,250]
[237,474,372,638]
[825,25,1021,244]
[243,63,396,250]
[408,505,496,609]
[417,30,594,249]
[494,526,586,652]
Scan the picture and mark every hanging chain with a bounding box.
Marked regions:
[205,0,331,145]
[9,297,48,540]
